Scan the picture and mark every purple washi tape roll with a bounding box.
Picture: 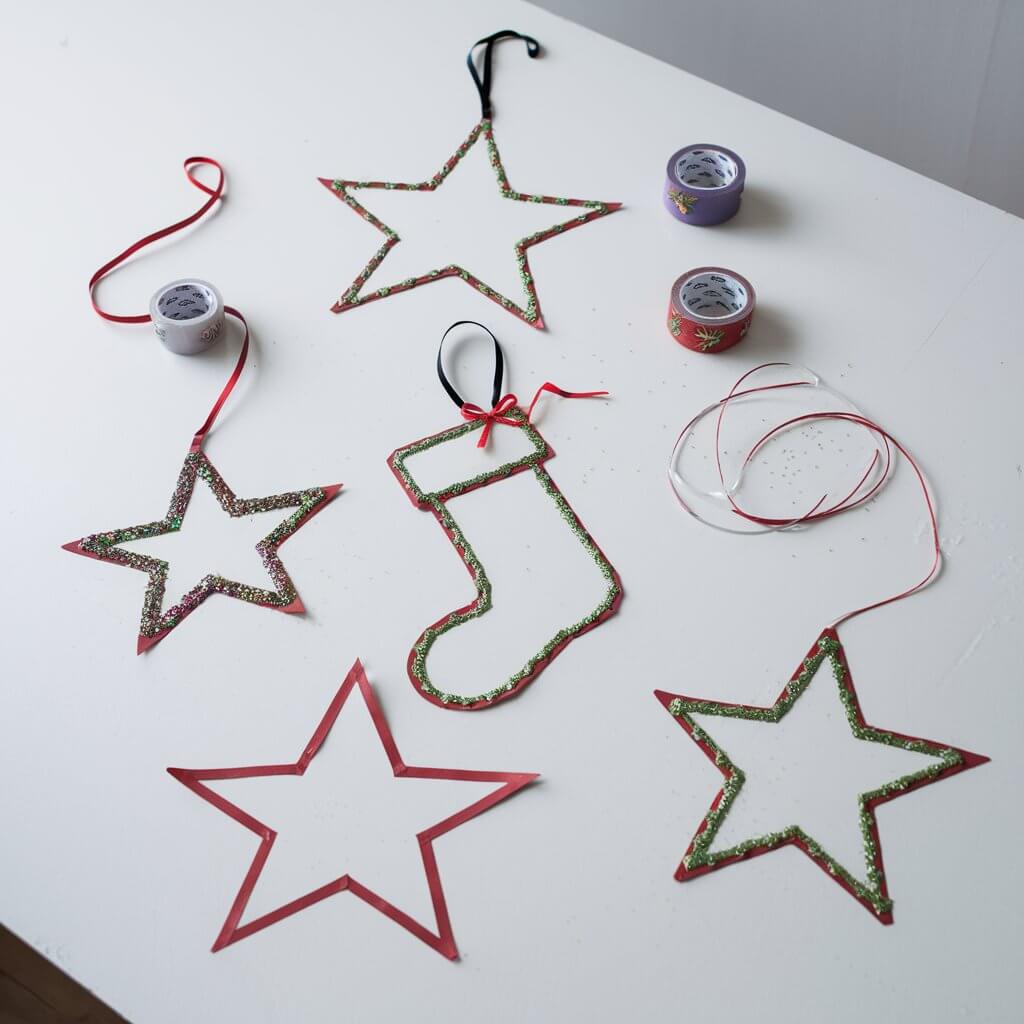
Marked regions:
[663,145,745,225]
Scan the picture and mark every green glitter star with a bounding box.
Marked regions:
[655,629,988,922]
[318,119,621,329]
[63,449,341,654]
[388,407,622,709]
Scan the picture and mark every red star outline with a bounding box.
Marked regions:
[168,660,538,958]
[63,448,341,653]
[655,628,989,922]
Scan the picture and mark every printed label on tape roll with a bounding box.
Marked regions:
[664,144,745,226]
[667,267,755,353]
[149,279,225,355]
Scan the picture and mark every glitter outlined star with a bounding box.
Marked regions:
[318,118,621,328]
[655,628,988,922]
[63,448,341,653]
[168,659,538,958]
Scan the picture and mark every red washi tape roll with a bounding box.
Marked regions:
[667,267,755,353]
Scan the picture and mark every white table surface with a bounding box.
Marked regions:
[2,2,1022,1021]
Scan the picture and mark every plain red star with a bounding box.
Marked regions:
[168,660,538,958]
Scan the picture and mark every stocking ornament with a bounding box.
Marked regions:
[388,322,623,709]
[64,159,341,653]
[319,31,620,328]
[657,364,989,920]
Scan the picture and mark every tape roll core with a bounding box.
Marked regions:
[149,279,225,355]
[678,271,750,321]
[673,147,740,189]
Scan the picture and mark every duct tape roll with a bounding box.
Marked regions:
[149,279,225,355]
[663,145,745,225]
[667,267,755,353]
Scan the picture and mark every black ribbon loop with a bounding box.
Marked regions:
[466,30,541,120]
[437,321,505,409]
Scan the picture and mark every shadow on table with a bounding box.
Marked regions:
[730,184,789,233]
[716,304,797,364]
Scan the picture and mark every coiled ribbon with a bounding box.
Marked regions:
[87,156,248,452]
[670,363,939,628]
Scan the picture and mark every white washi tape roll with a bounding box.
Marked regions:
[149,279,225,355]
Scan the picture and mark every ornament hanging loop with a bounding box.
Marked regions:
[467,30,541,119]
[436,321,608,449]
[437,320,505,411]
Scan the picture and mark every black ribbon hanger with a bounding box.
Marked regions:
[436,320,608,450]
[466,30,541,120]
[437,320,505,411]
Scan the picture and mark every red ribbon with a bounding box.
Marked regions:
[89,157,225,324]
[460,393,520,447]
[190,306,248,452]
[88,156,247,450]
[461,383,608,448]
[674,363,941,629]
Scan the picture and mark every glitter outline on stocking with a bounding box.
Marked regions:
[388,408,622,709]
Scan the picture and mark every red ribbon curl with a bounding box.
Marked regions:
[87,156,247,450]
[461,383,608,448]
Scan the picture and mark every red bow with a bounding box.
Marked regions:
[460,393,521,448]
[460,383,609,448]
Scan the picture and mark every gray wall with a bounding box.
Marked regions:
[531,0,1024,216]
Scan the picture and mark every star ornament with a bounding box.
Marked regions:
[63,449,341,653]
[655,628,988,922]
[319,118,621,328]
[168,660,538,958]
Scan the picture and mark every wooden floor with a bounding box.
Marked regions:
[0,926,126,1024]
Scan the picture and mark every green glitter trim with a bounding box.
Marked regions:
[322,119,620,328]
[667,634,964,917]
[391,411,548,505]
[70,450,337,646]
[390,410,621,707]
